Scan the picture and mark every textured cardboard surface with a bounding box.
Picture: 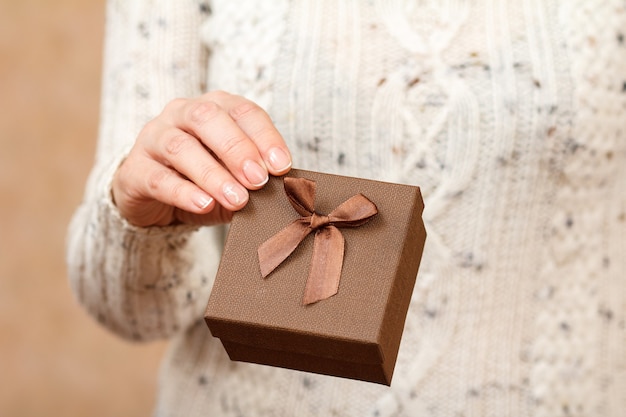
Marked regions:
[205,169,426,385]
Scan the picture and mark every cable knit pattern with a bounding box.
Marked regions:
[67,0,626,416]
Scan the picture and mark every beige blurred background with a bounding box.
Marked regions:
[0,1,167,416]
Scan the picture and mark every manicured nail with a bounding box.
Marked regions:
[243,160,269,187]
[223,182,248,206]
[268,147,292,173]
[193,193,213,210]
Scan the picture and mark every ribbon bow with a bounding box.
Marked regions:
[258,177,378,305]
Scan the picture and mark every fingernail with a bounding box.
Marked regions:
[243,160,269,187]
[193,193,213,210]
[223,182,248,206]
[268,147,292,173]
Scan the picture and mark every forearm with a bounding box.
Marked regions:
[66,0,215,340]
[67,188,224,341]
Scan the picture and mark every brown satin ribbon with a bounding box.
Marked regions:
[258,177,378,305]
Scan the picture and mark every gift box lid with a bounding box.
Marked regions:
[205,169,426,382]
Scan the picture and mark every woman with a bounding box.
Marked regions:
[67,0,626,415]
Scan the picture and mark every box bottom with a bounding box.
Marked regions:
[221,339,392,386]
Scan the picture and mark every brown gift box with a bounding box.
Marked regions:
[204,169,426,385]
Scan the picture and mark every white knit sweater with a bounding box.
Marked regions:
[67,0,626,416]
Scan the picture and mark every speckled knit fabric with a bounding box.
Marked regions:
[67,0,626,416]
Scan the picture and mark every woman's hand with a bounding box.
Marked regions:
[111,91,292,227]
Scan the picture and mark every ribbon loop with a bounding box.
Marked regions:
[258,177,378,305]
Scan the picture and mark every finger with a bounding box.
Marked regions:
[174,205,234,226]
[138,157,219,215]
[168,95,270,189]
[219,94,293,175]
[144,130,250,211]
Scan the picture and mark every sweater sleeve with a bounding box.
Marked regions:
[66,0,222,341]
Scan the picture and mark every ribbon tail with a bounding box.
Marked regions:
[302,226,345,305]
[258,219,313,278]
